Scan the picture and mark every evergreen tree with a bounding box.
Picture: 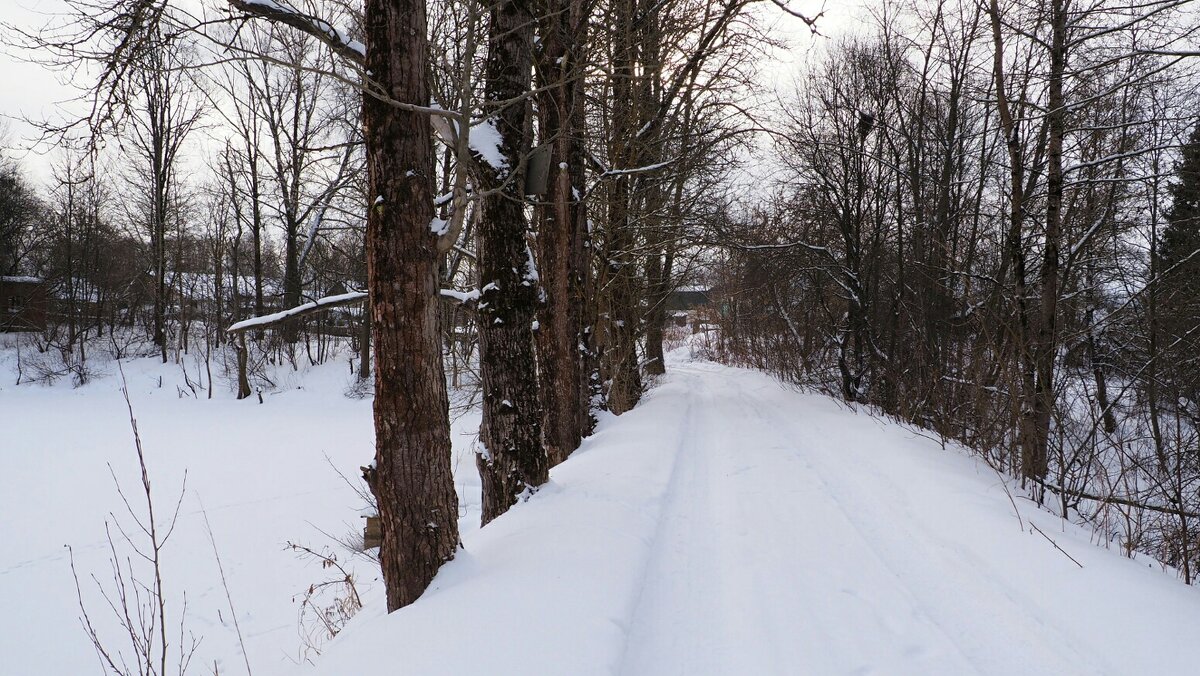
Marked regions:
[1159,122,1200,403]
[1162,123,1200,275]
[0,165,38,275]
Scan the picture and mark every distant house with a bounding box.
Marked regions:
[665,285,711,312]
[663,285,717,332]
[1,276,50,332]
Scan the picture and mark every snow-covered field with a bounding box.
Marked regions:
[0,339,479,674]
[4,340,1200,675]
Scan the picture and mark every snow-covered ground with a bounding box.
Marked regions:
[0,339,479,674]
[301,359,1200,676]
[4,341,1200,675]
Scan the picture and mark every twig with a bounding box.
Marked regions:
[1030,522,1085,569]
[199,501,253,676]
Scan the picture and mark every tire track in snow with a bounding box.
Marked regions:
[709,367,982,675]
[612,370,703,673]
[754,373,1119,675]
[616,361,1128,675]
[618,363,979,675]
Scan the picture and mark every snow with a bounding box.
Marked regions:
[439,288,480,303]
[226,291,367,332]
[469,118,508,173]
[0,341,482,675]
[0,275,42,283]
[522,242,539,285]
[295,356,1200,676]
[242,0,365,58]
[5,341,1200,676]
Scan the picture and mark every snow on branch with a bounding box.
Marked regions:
[440,288,480,304]
[227,286,483,333]
[469,118,508,172]
[226,291,367,333]
[1063,144,1180,175]
[582,156,678,199]
[767,0,824,31]
[228,0,365,64]
[600,157,678,178]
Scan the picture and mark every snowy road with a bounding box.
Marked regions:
[307,359,1200,676]
[620,364,1113,675]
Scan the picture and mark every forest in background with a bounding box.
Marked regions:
[717,0,1200,586]
[1,0,1199,620]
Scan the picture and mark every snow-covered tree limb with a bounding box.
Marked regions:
[226,291,367,333]
[226,285,486,333]
[227,0,364,63]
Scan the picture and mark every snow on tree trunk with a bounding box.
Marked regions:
[475,0,549,525]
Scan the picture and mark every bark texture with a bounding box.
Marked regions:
[534,0,587,465]
[362,0,460,611]
[476,0,549,525]
[600,0,645,415]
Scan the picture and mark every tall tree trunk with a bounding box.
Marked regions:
[362,0,460,611]
[282,214,301,342]
[569,0,598,437]
[1147,163,1168,471]
[642,251,669,377]
[534,0,584,465]
[1030,0,1067,486]
[988,0,1041,485]
[476,0,549,525]
[249,147,266,347]
[235,333,252,399]
[601,0,644,415]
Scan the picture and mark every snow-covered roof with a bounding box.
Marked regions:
[0,276,43,284]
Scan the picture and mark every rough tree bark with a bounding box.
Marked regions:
[476,0,549,524]
[600,0,645,415]
[568,0,598,439]
[358,0,460,610]
[231,0,465,611]
[534,0,587,465]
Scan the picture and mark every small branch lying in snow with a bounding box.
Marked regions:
[199,502,254,676]
[987,464,1025,532]
[1036,479,1200,519]
[226,291,367,333]
[1030,522,1084,569]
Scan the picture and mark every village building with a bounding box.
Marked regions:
[0,276,49,332]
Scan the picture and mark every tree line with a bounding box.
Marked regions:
[713,0,1200,583]
[1,0,794,609]
[8,0,1197,612]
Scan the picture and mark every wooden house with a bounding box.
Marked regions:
[1,276,49,332]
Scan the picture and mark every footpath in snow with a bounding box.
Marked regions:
[305,359,1200,676]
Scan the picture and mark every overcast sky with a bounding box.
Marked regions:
[0,0,861,186]
[0,1,77,182]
